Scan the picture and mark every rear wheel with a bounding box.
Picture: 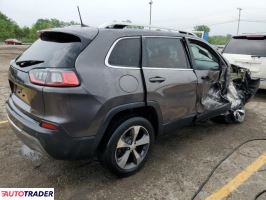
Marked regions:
[102,117,154,177]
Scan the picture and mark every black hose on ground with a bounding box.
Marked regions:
[191,138,266,200]
[255,190,266,200]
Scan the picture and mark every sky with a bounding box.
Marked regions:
[1,0,266,35]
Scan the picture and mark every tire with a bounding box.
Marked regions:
[102,117,155,177]
[211,106,246,124]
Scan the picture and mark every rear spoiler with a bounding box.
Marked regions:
[38,26,99,44]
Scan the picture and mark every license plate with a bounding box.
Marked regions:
[14,84,28,103]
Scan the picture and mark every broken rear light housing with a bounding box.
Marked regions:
[29,69,80,87]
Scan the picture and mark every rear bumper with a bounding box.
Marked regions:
[7,114,46,155]
[6,99,98,160]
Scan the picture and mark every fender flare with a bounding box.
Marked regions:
[94,101,163,149]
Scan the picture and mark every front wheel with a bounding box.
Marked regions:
[211,106,246,124]
[102,117,155,177]
[232,107,246,123]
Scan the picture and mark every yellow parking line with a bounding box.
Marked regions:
[0,120,8,125]
[206,152,266,200]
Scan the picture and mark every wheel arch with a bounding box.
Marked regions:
[96,102,163,152]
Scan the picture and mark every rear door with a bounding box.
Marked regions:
[187,39,230,119]
[142,36,198,126]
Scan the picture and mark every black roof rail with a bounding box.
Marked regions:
[99,22,197,36]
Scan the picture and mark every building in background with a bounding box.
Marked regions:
[192,31,209,41]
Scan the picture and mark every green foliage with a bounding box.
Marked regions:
[0,12,22,41]
[194,25,210,33]
[0,11,79,43]
[0,11,232,45]
[33,18,78,30]
[208,34,232,45]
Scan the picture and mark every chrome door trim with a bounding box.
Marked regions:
[105,36,141,70]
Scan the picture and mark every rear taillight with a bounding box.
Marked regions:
[40,120,58,130]
[29,69,80,87]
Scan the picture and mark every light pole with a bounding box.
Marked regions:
[237,8,242,35]
[149,0,153,25]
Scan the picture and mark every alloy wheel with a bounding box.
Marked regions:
[115,125,150,170]
[233,108,245,122]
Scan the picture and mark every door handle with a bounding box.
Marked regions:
[149,76,166,83]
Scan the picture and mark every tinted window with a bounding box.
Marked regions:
[108,38,141,67]
[223,38,266,56]
[189,41,219,70]
[143,38,188,69]
[16,33,84,68]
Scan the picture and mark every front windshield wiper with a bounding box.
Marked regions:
[16,60,44,67]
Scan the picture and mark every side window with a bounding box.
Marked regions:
[189,40,220,70]
[143,37,188,69]
[108,38,141,67]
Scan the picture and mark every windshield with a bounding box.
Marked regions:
[223,38,266,56]
[16,32,84,68]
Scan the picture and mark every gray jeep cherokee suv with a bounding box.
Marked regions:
[6,26,259,176]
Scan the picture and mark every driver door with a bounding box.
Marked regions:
[187,39,230,120]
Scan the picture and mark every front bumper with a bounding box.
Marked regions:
[6,99,97,160]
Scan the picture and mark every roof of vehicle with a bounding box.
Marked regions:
[39,24,197,41]
[99,28,187,37]
[99,22,196,37]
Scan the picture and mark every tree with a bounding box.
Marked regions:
[194,25,210,33]
[208,34,232,45]
[0,11,79,43]
[0,12,21,40]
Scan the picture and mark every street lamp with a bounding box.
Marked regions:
[149,0,153,25]
[237,8,242,35]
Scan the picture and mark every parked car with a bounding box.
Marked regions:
[223,34,266,89]
[4,38,22,45]
[6,26,259,176]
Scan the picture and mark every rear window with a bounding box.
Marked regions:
[16,32,85,68]
[108,38,141,67]
[143,38,188,69]
[223,37,266,56]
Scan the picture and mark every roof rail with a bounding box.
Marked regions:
[99,22,196,36]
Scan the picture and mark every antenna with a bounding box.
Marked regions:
[77,6,85,27]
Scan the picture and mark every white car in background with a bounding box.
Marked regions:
[223,35,266,89]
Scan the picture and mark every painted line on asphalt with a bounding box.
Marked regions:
[206,152,266,200]
[0,120,8,125]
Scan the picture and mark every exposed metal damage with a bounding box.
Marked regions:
[200,63,260,122]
